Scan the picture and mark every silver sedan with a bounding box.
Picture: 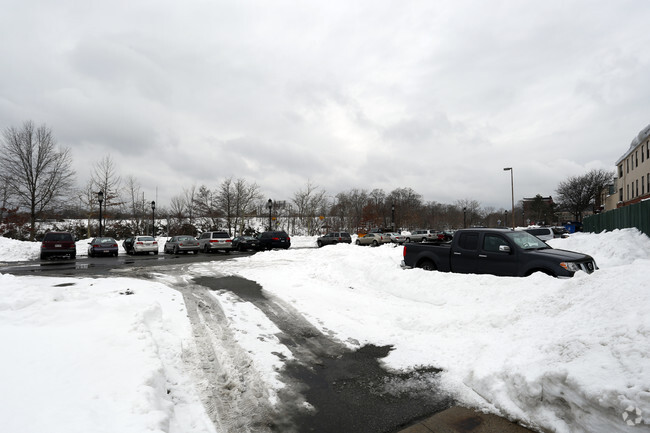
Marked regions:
[164,235,200,254]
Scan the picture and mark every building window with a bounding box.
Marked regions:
[627,184,630,200]
[618,164,623,177]
[627,158,629,173]
[619,188,623,202]
[647,173,650,194]
[636,151,639,167]
[636,179,639,197]
[643,145,646,162]
[643,176,646,195]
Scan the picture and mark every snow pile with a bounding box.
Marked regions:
[0,236,40,262]
[0,274,215,433]
[202,228,650,433]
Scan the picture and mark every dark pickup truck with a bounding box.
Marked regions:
[401,228,597,278]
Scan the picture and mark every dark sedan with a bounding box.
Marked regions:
[232,235,261,251]
[87,237,119,257]
[164,235,200,254]
[256,231,291,250]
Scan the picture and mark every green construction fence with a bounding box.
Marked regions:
[583,200,650,237]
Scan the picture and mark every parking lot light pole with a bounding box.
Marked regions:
[151,201,156,237]
[97,191,104,237]
[267,199,273,230]
[503,167,515,229]
[391,204,395,232]
[463,207,467,228]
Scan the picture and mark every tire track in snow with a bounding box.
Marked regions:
[195,275,453,433]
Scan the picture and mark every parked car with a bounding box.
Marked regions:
[317,232,352,247]
[256,231,291,250]
[232,235,261,251]
[384,232,406,244]
[404,229,439,243]
[87,237,119,257]
[355,233,386,246]
[401,228,597,278]
[164,235,200,254]
[123,236,159,255]
[522,227,555,241]
[40,231,76,260]
[198,231,233,253]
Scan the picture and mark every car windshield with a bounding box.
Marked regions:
[504,231,549,250]
[137,236,155,241]
[45,233,73,242]
[212,233,229,238]
[97,237,114,243]
[177,236,194,241]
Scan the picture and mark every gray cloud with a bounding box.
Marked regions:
[2,0,649,209]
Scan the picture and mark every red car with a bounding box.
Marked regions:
[40,231,76,260]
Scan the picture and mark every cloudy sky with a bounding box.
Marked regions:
[2,0,650,210]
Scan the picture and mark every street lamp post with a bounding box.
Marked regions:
[267,199,273,230]
[503,167,515,229]
[151,201,156,237]
[391,204,395,232]
[97,191,104,237]
[463,207,467,228]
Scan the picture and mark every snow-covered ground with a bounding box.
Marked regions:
[1,230,649,433]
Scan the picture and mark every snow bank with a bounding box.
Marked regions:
[203,228,650,433]
[0,274,215,433]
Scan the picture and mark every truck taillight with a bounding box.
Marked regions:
[403,246,406,257]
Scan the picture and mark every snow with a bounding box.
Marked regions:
[1,229,649,432]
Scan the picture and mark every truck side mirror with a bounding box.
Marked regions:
[499,245,511,253]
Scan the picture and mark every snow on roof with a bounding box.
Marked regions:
[615,122,650,165]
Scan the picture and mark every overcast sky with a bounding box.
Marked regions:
[2,0,650,210]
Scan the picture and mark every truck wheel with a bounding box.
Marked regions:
[417,259,436,271]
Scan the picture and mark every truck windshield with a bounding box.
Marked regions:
[504,231,549,250]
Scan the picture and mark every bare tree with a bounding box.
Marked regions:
[195,185,220,229]
[0,121,75,239]
[233,178,262,235]
[77,180,100,237]
[91,154,122,228]
[292,181,328,235]
[556,169,614,221]
[183,184,197,226]
[123,175,146,234]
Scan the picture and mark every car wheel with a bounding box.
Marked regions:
[203,245,210,253]
[406,238,411,242]
[40,253,47,260]
[372,240,378,246]
[173,246,179,255]
[114,252,118,257]
[154,251,158,255]
[89,250,94,258]
[355,240,360,245]
[70,253,76,260]
[317,241,323,248]
[417,259,436,271]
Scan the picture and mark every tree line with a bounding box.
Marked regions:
[0,121,614,240]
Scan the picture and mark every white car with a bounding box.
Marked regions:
[123,236,159,255]
[198,231,233,253]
